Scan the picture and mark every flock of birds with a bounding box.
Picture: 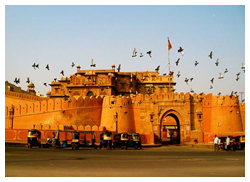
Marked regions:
[12,45,245,100]
[13,59,99,87]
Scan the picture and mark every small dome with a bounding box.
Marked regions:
[112,64,115,67]
[28,82,35,88]
[46,90,51,95]
[77,65,81,68]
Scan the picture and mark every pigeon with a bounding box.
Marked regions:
[176,58,180,66]
[236,74,240,81]
[132,48,137,57]
[236,72,240,76]
[190,78,194,82]
[194,61,199,66]
[140,52,143,57]
[177,71,181,78]
[208,51,213,59]
[14,77,20,84]
[54,78,57,82]
[178,47,184,56]
[60,70,64,76]
[190,88,194,93]
[45,64,50,70]
[218,73,224,79]
[185,78,189,84]
[163,73,167,76]
[147,50,152,58]
[215,58,219,66]
[218,92,221,96]
[71,62,75,67]
[169,71,173,76]
[224,68,228,74]
[32,63,36,70]
[210,78,214,84]
[36,64,39,69]
[230,91,234,98]
[155,65,160,72]
[241,63,245,70]
[26,77,30,84]
[117,64,121,72]
[90,59,96,67]
[210,85,213,89]
[44,83,47,87]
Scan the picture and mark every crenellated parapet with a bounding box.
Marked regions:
[5,95,104,117]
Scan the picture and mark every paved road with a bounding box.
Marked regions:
[5,145,245,177]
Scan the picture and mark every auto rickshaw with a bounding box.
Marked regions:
[27,129,41,148]
[113,133,129,149]
[71,132,80,150]
[100,131,113,149]
[232,135,245,150]
[131,133,142,149]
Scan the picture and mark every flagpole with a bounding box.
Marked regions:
[168,37,171,92]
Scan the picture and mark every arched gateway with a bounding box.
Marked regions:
[160,110,181,144]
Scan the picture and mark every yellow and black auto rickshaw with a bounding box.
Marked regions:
[100,131,113,149]
[232,135,245,150]
[27,129,41,148]
[131,133,142,149]
[113,133,129,149]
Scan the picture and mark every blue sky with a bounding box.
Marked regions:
[5,5,245,99]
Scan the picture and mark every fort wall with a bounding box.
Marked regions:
[5,91,245,144]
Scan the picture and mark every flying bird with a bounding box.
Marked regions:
[236,72,240,76]
[177,71,181,78]
[185,78,189,84]
[132,48,137,57]
[26,77,30,84]
[190,78,194,82]
[14,77,20,84]
[224,68,228,74]
[194,61,199,66]
[32,63,36,70]
[45,64,50,70]
[215,58,219,66]
[71,62,75,67]
[210,85,213,89]
[117,64,121,72]
[176,58,180,66]
[218,73,224,79]
[90,59,96,67]
[147,50,152,58]
[208,51,213,59]
[36,64,39,69]
[210,78,214,84]
[155,65,160,72]
[44,83,47,87]
[236,74,240,81]
[241,63,245,70]
[140,52,143,57]
[60,70,64,76]
[178,47,184,56]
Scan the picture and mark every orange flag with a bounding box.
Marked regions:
[168,39,172,50]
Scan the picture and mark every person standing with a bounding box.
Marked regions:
[214,135,219,151]
[226,136,230,152]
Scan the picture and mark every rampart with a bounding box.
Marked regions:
[5,91,245,144]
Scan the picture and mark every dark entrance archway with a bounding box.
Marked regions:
[161,113,180,144]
